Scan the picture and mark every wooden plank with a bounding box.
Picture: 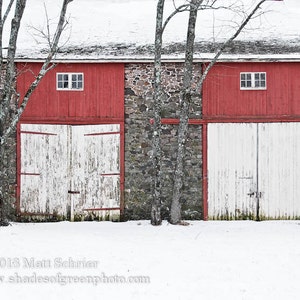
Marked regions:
[20,124,69,215]
[208,122,300,220]
[71,124,121,217]
[202,124,208,221]
[203,62,300,118]
[19,123,122,220]
[207,123,257,220]
[17,63,125,121]
[84,131,120,136]
[259,123,300,219]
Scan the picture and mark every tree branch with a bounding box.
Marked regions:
[1,0,73,145]
[0,0,15,68]
[3,0,15,25]
[195,0,267,91]
[0,0,26,130]
[162,4,189,33]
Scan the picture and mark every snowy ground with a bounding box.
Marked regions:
[1,220,300,300]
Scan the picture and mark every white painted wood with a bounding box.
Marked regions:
[20,124,69,215]
[208,123,257,219]
[71,124,120,216]
[208,122,300,220]
[20,124,120,219]
[259,123,300,219]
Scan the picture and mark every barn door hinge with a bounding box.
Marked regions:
[68,190,80,194]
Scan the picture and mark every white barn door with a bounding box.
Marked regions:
[208,123,258,220]
[208,122,300,220]
[70,124,120,220]
[20,124,69,216]
[20,124,121,220]
[258,123,300,219]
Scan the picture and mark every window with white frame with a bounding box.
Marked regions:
[240,72,266,90]
[57,73,84,90]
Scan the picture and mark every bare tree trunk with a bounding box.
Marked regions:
[169,0,270,224]
[151,0,164,225]
[170,0,199,224]
[0,142,4,223]
[0,0,73,224]
[0,0,26,224]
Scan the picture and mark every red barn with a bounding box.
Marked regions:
[16,62,125,221]
[7,0,300,222]
[15,58,300,222]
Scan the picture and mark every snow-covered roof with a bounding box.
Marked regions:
[6,0,300,61]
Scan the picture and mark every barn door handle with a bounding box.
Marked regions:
[247,191,262,198]
[68,190,80,194]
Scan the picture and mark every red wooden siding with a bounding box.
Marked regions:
[203,62,300,118]
[17,63,124,122]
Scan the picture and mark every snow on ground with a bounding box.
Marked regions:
[1,220,300,299]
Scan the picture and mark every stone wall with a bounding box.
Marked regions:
[124,63,203,220]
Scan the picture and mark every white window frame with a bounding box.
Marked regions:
[240,72,266,90]
[56,73,84,91]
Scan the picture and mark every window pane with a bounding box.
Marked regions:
[240,72,266,89]
[57,73,69,89]
[57,73,83,90]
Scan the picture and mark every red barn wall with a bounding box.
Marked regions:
[203,62,300,118]
[17,62,124,122]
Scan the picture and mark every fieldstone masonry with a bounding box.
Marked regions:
[124,62,203,220]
